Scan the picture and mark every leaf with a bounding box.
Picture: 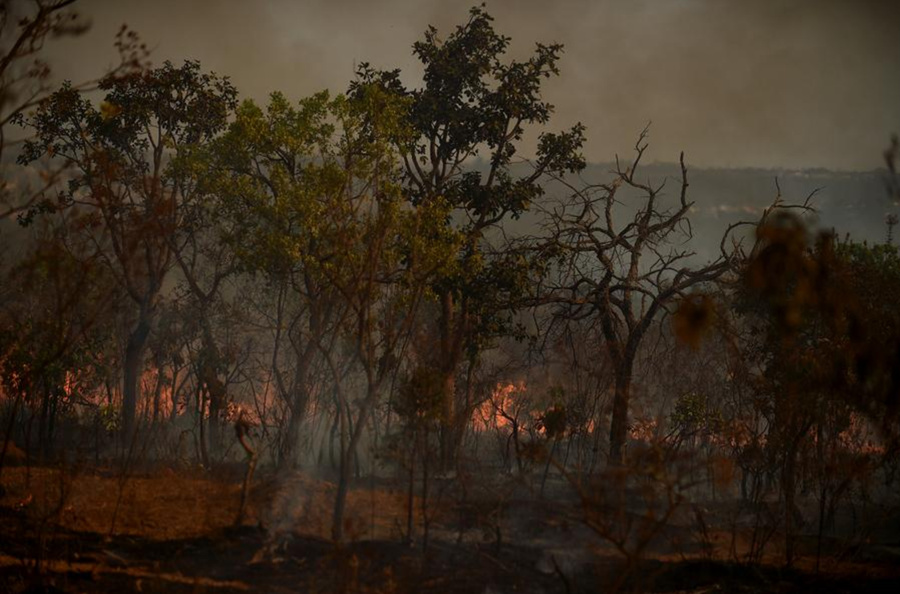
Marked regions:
[100,100,122,121]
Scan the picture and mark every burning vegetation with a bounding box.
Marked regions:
[1,2,900,593]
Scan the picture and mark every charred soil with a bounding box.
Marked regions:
[0,466,898,593]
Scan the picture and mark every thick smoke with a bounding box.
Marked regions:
[45,0,900,170]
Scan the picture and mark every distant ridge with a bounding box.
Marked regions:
[498,160,896,260]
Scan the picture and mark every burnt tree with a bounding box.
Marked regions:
[538,129,737,465]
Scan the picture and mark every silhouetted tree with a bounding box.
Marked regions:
[1,0,148,220]
[19,60,237,442]
[352,5,586,469]
[538,129,737,465]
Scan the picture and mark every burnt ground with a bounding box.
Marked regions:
[1,466,899,593]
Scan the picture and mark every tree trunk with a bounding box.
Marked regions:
[406,437,416,545]
[510,419,523,474]
[206,387,223,460]
[279,358,313,469]
[197,382,210,469]
[281,407,302,469]
[169,365,182,423]
[421,423,430,552]
[438,291,457,470]
[235,424,257,526]
[0,390,24,481]
[608,368,632,466]
[540,438,558,498]
[122,312,151,445]
[332,446,354,541]
[331,385,380,542]
[328,411,339,471]
[783,446,797,567]
[439,369,457,470]
[38,383,50,461]
[152,364,164,424]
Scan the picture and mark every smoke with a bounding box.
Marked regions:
[46,0,900,170]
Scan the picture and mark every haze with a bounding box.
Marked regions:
[48,0,900,172]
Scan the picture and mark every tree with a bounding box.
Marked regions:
[1,0,148,220]
[352,5,585,468]
[733,206,900,566]
[389,364,442,548]
[323,83,431,542]
[18,60,237,442]
[0,218,116,477]
[538,129,738,465]
[161,107,254,460]
[202,81,430,537]
[202,90,359,466]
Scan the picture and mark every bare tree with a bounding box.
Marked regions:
[537,128,739,465]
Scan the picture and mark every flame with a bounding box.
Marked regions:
[838,412,885,456]
[472,381,527,432]
[629,417,659,442]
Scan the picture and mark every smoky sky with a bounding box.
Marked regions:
[45,0,900,171]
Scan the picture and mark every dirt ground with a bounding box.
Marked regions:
[1,464,899,593]
[0,464,415,541]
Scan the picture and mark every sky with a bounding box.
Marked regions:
[43,0,900,171]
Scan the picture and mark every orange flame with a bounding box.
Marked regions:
[472,381,526,432]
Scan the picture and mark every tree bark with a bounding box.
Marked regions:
[783,445,797,567]
[122,311,151,445]
[278,345,315,469]
[281,380,312,469]
[331,436,356,542]
[438,290,456,469]
[608,366,632,466]
[406,437,416,545]
[331,383,381,542]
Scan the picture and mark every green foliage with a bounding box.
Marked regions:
[194,86,428,289]
[15,60,239,316]
[19,61,237,211]
[670,392,720,437]
[98,404,120,433]
[350,5,586,355]
[732,213,900,564]
[198,91,344,276]
[12,59,240,439]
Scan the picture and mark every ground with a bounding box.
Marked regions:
[0,464,898,593]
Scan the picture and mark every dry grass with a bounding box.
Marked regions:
[0,465,417,542]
